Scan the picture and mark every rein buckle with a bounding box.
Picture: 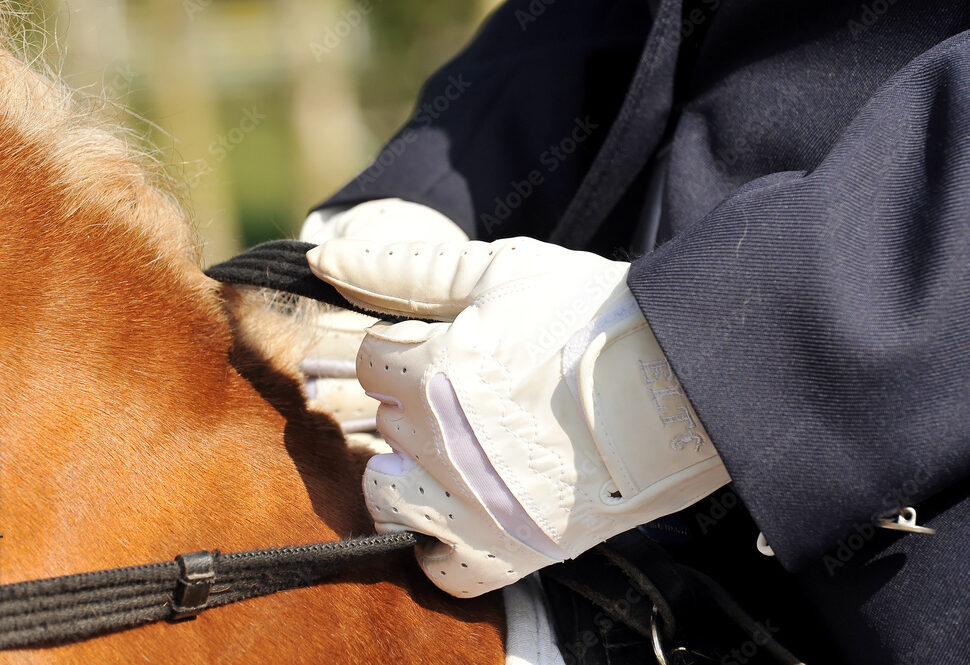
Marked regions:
[171,551,217,620]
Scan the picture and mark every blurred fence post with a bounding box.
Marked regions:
[141,0,240,264]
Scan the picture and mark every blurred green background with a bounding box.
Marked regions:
[31,0,499,264]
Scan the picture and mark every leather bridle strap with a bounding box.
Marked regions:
[203,239,417,322]
[204,240,341,305]
[542,532,806,665]
[0,531,423,650]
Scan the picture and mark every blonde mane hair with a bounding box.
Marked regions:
[0,13,200,270]
[0,16,326,368]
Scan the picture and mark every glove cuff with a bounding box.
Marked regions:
[566,293,730,507]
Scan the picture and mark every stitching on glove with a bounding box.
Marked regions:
[473,280,544,308]
[459,352,566,543]
[423,350,479,502]
[468,282,602,520]
[428,373,564,560]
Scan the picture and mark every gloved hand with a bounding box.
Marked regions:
[298,199,467,432]
[307,236,730,596]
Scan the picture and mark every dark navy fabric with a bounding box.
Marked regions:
[315,1,970,662]
[321,1,654,242]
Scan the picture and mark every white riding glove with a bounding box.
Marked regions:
[307,236,730,597]
[298,199,467,432]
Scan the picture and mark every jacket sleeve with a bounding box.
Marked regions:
[313,0,651,240]
[629,30,970,571]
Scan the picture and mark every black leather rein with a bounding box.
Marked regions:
[0,241,422,650]
[203,239,386,317]
[0,533,423,649]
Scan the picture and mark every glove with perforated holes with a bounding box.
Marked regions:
[307,236,730,596]
[298,199,467,433]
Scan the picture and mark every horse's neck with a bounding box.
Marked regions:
[0,53,504,660]
[0,191,505,665]
[0,207,343,555]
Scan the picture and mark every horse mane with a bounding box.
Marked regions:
[0,17,324,377]
[0,29,199,266]
[0,11,341,557]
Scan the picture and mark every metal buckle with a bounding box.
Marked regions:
[171,551,216,620]
[651,606,721,664]
[650,605,672,665]
[756,505,935,560]
[877,506,936,535]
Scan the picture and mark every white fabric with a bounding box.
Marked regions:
[308,236,731,596]
[298,199,468,431]
[299,295,381,430]
[503,576,565,665]
[428,373,565,560]
[300,357,357,378]
[300,205,352,242]
[300,198,469,245]
[344,431,393,455]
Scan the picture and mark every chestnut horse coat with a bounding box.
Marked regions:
[0,44,504,664]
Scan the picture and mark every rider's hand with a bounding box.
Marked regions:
[298,199,467,432]
[307,237,730,596]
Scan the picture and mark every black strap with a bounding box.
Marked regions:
[598,532,696,645]
[541,536,692,647]
[542,549,658,641]
[0,532,422,650]
[0,244,431,650]
[205,239,417,322]
[673,565,805,665]
[543,533,806,665]
[203,240,373,316]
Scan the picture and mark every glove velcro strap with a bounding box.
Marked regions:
[569,299,728,502]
